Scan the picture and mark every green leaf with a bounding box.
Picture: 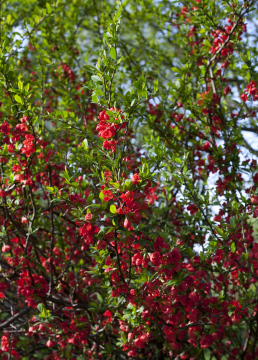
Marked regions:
[231,200,238,211]
[92,93,99,103]
[43,57,52,64]
[46,2,52,13]
[82,139,89,151]
[91,75,102,83]
[15,94,23,104]
[214,226,224,237]
[142,163,149,175]
[230,216,236,229]
[106,31,113,39]
[61,110,68,119]
[142,90,148,98]
[6,14,12,24]
[127,303,134,310]
[95,89,104,96]
[198,194,205,202]
[99,191,104,201]
[219,289,225,299]
[243,253,249,262]
[96,293,103,303]
[231,242,236,253]
[174,158,182,164]
[114,8,122,21]
[137,306,144,313]
[18,80,23,90]
[88,308,98,312]
[153,79,158,92]
[106,226,116,234]
[87,125,94,141]
[172,67,180,73]
[24,83,30,92]
[110,204,117,214]
[202,39,211,48]
[110,47,117,60]
[46,186,54,192]
[37,303,44,312]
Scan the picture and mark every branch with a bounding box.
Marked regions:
[0,307,31,330]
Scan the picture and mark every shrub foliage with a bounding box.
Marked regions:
[1,0,258,359]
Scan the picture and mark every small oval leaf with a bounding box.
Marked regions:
[110,204,117,214]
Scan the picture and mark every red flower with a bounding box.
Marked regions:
[149,252,162,266]
[102,190,113,201]
[100,126,116,139]
[7,144,14,153]
[96,120,116,139]
[128,349,137,357]
[224,86,231,95]
[21,216,29,224]
[96,109,117,139]
[132,173,141,185]
[85,213,92,220]
[0,121,10,135]
[251,195,258,205]
[2,245,11,252]
[103,140,111,150]
[120,191,135,206]
[133,338,145,348]
[96,240,106,250]
[202,142,210,151]
[187,204,198,215]
[103,139,117,152]
[103,310,112,317]
[246,81,257,95]
[98,110,110,121]
[124,218,131,229]
[241,93,248,102]
[128,332,135,341]
[154,236,169,251]
[200,334,214,349]
[46,340,56,348]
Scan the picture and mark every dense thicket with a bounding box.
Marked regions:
[1,0,258,359]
